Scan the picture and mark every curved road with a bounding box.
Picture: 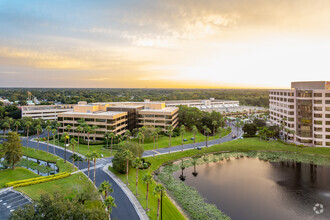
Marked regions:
[16,126,242,220]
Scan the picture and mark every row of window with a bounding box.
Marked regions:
[269,91,295,96]
[314,121,330,125]
[314,134,330,139]
[314,100,330,105]
[314,114,330,118]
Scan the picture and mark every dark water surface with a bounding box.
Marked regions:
[173,158,330,220]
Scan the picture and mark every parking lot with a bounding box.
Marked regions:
[0,189,31,220]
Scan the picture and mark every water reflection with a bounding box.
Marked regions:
[173,157,330,220]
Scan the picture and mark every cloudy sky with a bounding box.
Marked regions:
[1,0,330,88]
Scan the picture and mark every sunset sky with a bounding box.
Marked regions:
[1,0,330,88]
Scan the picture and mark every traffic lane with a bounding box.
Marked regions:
[84,168,140,220]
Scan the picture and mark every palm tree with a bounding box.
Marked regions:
[155,127,162,149]
[191,157,199,177]
[85,153,93,178]
[70,138,78,169]
[212,120,217,135]
[36,124,43,151]
[104,196,116,220]
[7,118,14,131]
[123,149,133,185]
[91,151,99,184]
[202,125,208,135]
[151,130,158,153]
[91,125,99,142]
[205,128,211,147]
[153,184,166,220]
[234,118,243,137]
[52,128,57,155]
[104,133,110,149]
[76,125,83,152]
[179,125,185,152]
[65,124,72,136]
[75,155,83,169]
[25,121,32,147]
[98,180,113,199]
[167,125,173,154]
[45,125,52,153]
[13,120,21,133]
[217,127,224,144]
[85,126,92,151]
[2,122,9,140]
[125,130,131,143]
[62,132,70,163]
[142,173,152,211]
[109,133,116,155]
[132,157,142,196]
[191,125,198,149]
[55,122,61,144]
[137,131,144,148]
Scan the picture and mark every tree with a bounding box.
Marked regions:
[125,130,131,143]
[104,196,116,220]
[70,138,78,169]
[55,122,61,144]
[142,173,152,211]
[66,124,72,135]
[191,157,199,177]
[109,133,116,155]
[242,123,257,137]
[76,125,83,152]
[98,180,113,199]
[85,153,93,179]
[2,122,9,140]
[36,124,43,151]
[151,130,158,154]
[3,132,22,169]
[191,125,198,149]
[155,127,162,149]
[91,125,99,142]
[123,149,133,185]
[25,121,32,147]
[91,151,98,184]
[179,125,185,152]
[217,127,224,144]
[167,125,173,153]
[70,154,83,169]
[137,131,144,149]
[85,126,92,151]
[153,184,166,220]
[234,118,243,138]
[204,127,211,147]
[13,120,21,133]
[62,132,70,163]
[112,142,143,174]
[132,157,142,196]
[52,128,57,155]
[212,120,217,135]
[7,118,14,131]
[45,125,52,153]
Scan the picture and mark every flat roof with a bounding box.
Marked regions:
[59,111,126,116]
[139,107,178,113]
[107,105,144,109]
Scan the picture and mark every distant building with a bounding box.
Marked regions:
[57,101,179,139]
[21,104,75,120]
[165,98,239,109]
[269,81,330,147]
[0,98,12,106]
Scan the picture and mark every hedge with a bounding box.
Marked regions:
[5,172,70,188]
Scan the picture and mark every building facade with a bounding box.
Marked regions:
[269,81,330,147]
[21,105,75,120]
[57,101,179,140]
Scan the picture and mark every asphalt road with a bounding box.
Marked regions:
[0,190,31,220]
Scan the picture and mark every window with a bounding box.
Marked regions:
[326,107,330,111]
[314,127,322,132]
[314,114,322,118]
[326,100,330,105]
[326,128,330,132]
[326,93,330,97]
[314,134,323,139]
[327,142,330,146]
[326,114,330,118]
[314,120,322,125]
[314,93,322,97]
[326,121,330,125]
[314,107,322,111]
[314,141,323,145]
[314,100,322,104]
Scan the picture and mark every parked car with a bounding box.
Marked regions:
[232,135,237,139]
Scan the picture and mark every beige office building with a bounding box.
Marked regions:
[21,105,75,120]
[269,81,330,147]
[58,101,179,139]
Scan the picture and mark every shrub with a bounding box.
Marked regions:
[112,142,144,174]
[79,139,105,145]
[6,172,70,187]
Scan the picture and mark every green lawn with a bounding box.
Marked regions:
[110,137,330,220]
[40,139,116,158]
[128,130,230,151]
[17,172,94,201]
[0,168,39,189]
[22,147,76,173]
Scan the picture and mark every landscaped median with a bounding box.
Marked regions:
[109,137,330,220]
[5,172,71,188]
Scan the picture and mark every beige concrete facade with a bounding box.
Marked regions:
[21,104,75,120]
[57,101,179,140]
[269,81,330,147]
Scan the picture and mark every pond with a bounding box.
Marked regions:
[0,156,59,176]
[173,157,330,220]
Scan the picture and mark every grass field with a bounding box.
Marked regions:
[0,168,39,189]
[17,172,94,201]
[40,139,117,158]
[110,137,330,220]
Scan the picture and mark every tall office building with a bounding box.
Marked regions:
[269,81,330,147]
